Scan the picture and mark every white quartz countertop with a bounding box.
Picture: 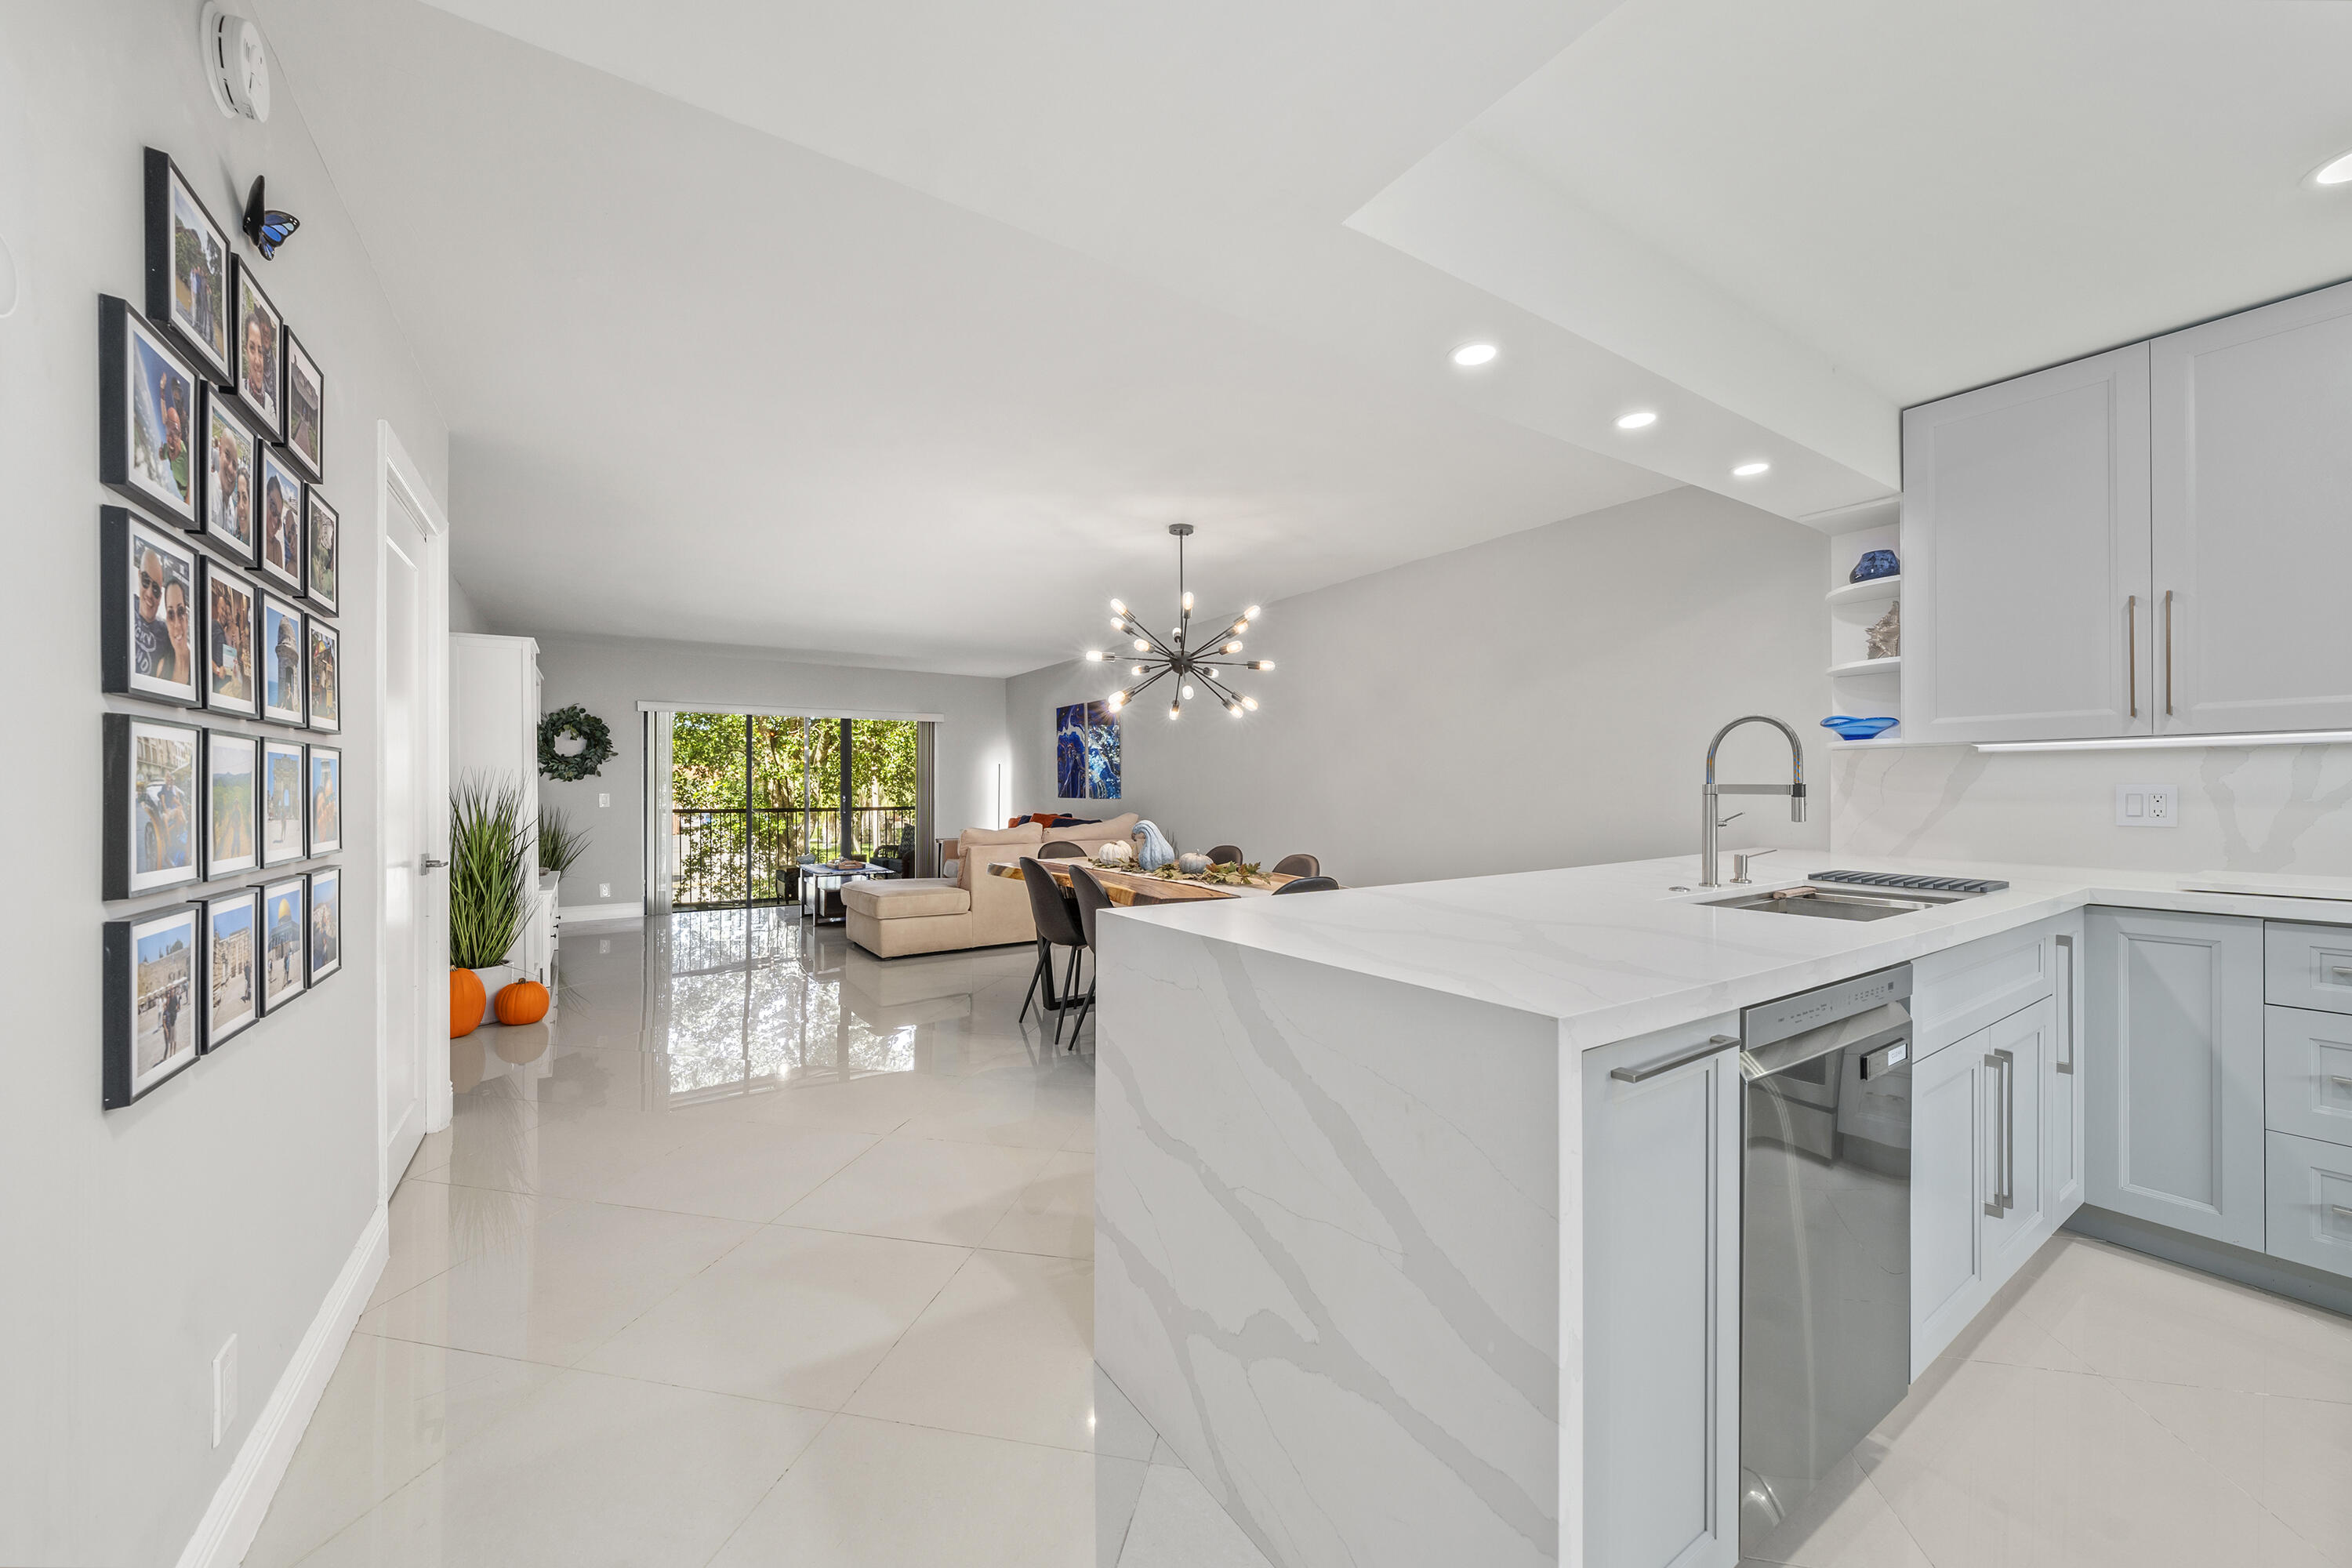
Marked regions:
[1107,854,2352,1051]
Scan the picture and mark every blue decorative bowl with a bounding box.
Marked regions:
[1821,715,1899,741]
[1849,549,1900,583]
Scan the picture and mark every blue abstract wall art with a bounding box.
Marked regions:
[1054,701,1122,800]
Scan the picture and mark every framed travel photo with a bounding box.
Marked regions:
[201,886,261,1051]
[307,743,342,855]
[201,558,260,718]
[202,394,260,564]
[306,617,340,733]
[305,491,339,614]
[307,867,341,986]
[100,295,201,528]
[261,592,306,725]
[257,445,305,595]
[261,874,307,1012]
[103,902,202,1108]
[102,508,201,708]
[202,730,260,879]
[283,328,325,480]
[143,149,233,383]
[260,737,306,866]
[229,258,284,437]
[104,713,201,900]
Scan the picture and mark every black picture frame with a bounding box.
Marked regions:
[260,591,307,726]
[143,149,234,383]
[260,873,308,1013]
[199,557,261,719]
[282,328,325,481]
[306,867,342,986]
[104,902,203,1108]
[307,742,343,856]
[306,616,341,734]
[256,445,305,596]
[201,393,261,565]
[201,885,262,1051]
[228,257,285,438]
[102,507,202,709]
[100,296,202,529]
[260,737,307,867]
[202,729,260,880]
[105,712,202,900]
[304,490,339,615]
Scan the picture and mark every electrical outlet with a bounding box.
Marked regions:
[212,1335,238,1448]
[598,793,610,808]
[598,938,611,954]
[2116,783,2179,827]
[598,882,610,898]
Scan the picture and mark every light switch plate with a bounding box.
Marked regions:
[598,793,610,808]
[2116,783,2178,827]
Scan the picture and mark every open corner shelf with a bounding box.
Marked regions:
[1825,575,1901,607]
[1828,655,1902,679]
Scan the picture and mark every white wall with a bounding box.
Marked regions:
[529,634,1014,910]
[0,2,450,1562]
[1831,742,2352,872]
[447,574,491,633]
[1009,488,1833,887]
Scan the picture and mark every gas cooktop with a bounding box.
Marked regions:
[1807,869,2010,895]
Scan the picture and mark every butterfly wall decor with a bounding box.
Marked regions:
[241,176,299,259]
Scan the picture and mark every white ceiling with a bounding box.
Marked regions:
[255,0,2352,672]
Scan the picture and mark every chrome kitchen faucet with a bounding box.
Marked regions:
[1701,715,1806,888]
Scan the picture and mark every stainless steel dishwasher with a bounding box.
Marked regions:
[1737,964,1915,1555]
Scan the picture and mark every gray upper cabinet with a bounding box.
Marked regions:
[2085,909,2267,1250]
[2151,281,2352,735]
[1900,343,2151,743]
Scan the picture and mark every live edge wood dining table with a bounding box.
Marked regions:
[985,859,1301,904]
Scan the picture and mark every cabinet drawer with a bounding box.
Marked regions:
[2265,923,2352,1015]
[1913,916,2063,1062]
[2264,1130,2352,1280]
[2267,1007,2352,1148]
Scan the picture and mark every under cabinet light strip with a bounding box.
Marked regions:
[1974,730,2352,753]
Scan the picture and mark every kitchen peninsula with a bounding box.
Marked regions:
[1092,853,2352,1568]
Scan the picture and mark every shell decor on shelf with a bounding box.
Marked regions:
[1174,851,1211,875]
[1865,602,1900,661]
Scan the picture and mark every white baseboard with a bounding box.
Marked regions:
[175,1204,389,1568]
[557,902,643,927]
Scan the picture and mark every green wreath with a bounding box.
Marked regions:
[538,705,615,782]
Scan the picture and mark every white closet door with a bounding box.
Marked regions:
[2151,278,2352,734]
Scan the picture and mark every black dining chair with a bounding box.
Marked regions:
[1272,853,1320,878]
[1272,876,1339,895]
[1017,856,1091,1044]
[1205,844,1244,866]
[1062,866,1116,1046]
[1039,840,1087,858]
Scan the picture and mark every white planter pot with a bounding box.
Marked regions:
[469,964,518,1009]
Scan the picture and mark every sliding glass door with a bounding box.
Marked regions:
[670,713,921,910]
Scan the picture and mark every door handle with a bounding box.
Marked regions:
[2162,589,2176,719]
[1612,1035,1740,1083]
[1984,1048,2016,1215]
[2126,595,2139,719]
[2054,933,2075,1074]
[420,855,448,873]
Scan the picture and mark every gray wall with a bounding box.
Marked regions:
[448,574,491,633]
[531,634,1014,909]
[1009,488,1833,887]
[0,2,450,1562]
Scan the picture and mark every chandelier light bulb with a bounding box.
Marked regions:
[1112,616,1127,630]
[1242,695,1258,710]
[1109,691,1127,709]
[1110,598,1127,615]
[1245,605,1261,619]
[1181,684,1195,700]
[1225,641,1242,653]
[1258,659,1275,671]
[1228,701,1242,715]
[1131,664,1144,676]
[1181,590,1194,612]
[1133,638,1149,652]
[1168,702,1180,719]
[1084,649,1103,661]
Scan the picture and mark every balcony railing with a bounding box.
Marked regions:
[671,808,918,909]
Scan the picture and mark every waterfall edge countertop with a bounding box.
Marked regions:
[1104,853,2352,1050]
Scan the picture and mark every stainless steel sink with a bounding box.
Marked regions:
[1700,884,1976,921]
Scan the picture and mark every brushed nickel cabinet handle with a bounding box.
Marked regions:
[1998,1047,2016,1211]
[2163,589,2175,718]
[2055,934,2075,1074]
[1984,1051,2012,1217]
[2126,595,2139,718]
[2332,1204,2352,1225]
[2330,966,2352,982]
[2328,1075,2352,1091]
[1612,1035,1740,1083]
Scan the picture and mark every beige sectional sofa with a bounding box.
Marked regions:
[844,815,1138,959]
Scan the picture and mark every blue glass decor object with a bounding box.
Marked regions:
[1821,715,1899,741]
[1849,549,1899,583]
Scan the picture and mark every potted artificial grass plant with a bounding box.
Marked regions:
[449,776,538,1037]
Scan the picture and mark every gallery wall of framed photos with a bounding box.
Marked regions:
[100,147,346,1109]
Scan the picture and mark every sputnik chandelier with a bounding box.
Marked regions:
[1086,523,1272,719]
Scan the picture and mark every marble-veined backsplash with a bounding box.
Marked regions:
[1831,742,2352,873]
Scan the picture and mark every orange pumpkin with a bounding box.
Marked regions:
[450,967,486,1037]
[495,979,550,1026]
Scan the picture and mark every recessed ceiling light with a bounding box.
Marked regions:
[1732,460,1771,478]
[1450,342,1498,368]
[1615,410,1658,430]
[2314,150,2352,186]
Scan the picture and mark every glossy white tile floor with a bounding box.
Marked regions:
[244,909,1272,1568]
[245,909,2352,1568]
